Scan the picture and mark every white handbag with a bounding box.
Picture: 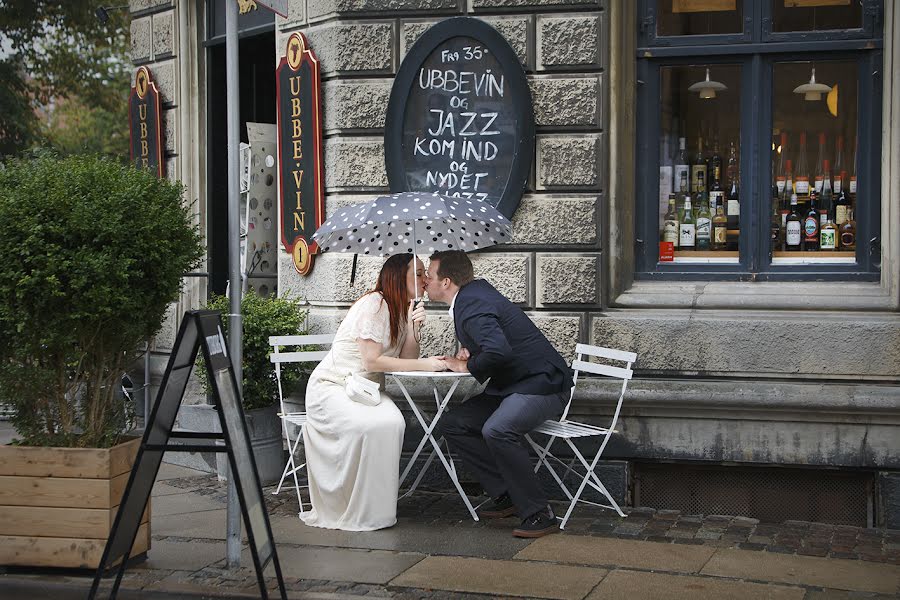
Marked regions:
[344,373,381,406]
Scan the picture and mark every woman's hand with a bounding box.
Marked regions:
[419,356,447,372]
[407,299,426,328]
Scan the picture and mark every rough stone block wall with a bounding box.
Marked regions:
[276,0,606,364]
[129,1,206,420]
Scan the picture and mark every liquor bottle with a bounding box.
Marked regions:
[678,171,690,216]
[795,132,811,209]
[803,191,819,251]
[786,193,802,251]
[818,159,833,227]
[674,137,690,195]
[679,196,696,250]
[814,132,827,194]
[696,195,712,250]
[779,159,794,231]
[770,198,783,252]
[840,208,856,251]
[707,167,722,216]
[820,212,837,251]
[708,137,723,184]
[712,204,727,250]
[775,132,788,195]
[691,137,707,195]
[835,170,851,226]
[833,135,844,193]
[849,138,858,200]
[725,165,739,230]
[662,196,679,247]
[692,171,706,219]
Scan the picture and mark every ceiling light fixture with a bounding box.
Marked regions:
[793,67,832,101]
[688,68,728,99]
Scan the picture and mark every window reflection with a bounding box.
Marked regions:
[658,64,741,264]
[657,0,743,37]
[770,61,858,263]
[772,0,862,33]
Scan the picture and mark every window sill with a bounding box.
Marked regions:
[613,280,896,311]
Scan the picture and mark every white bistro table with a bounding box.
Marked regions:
[388,371,481,521]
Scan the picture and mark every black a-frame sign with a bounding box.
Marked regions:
[89,310,287,600]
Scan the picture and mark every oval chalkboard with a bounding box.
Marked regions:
[385,17,534,220]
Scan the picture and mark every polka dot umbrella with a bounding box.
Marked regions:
[311,191,513,299]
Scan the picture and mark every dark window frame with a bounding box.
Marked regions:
[635,0,884,282]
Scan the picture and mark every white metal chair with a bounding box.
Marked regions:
[525,343,636,530]
[269,333,334,511]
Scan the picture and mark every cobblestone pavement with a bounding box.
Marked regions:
[165,473,900,567]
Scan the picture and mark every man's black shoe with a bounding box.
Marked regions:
[479,493,517,519]
[512,506,558,538]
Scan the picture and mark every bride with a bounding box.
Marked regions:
[300,253,446,531]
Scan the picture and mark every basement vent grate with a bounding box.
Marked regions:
[634,463,872,527]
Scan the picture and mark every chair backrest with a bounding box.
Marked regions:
[561,343,636,431]
[269,333,335,413]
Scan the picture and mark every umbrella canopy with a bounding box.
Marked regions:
[312,191,512,257]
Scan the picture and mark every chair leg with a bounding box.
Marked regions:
[532,435,556,474]
[525,434,574,503]
[273,432,300,495]
[564,438,625,523]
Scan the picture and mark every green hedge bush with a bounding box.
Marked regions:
[0,154,203,448]
[202,292,310,411]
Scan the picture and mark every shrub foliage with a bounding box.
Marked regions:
[0,154,203,447]
[202,292,310,411]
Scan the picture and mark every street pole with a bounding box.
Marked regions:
[225,0,243,569]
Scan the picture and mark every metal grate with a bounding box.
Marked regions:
[634,463,872,527]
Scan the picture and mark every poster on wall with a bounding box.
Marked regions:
[276,32,325,276]
[128,66,164,178]
[384,17,534,220]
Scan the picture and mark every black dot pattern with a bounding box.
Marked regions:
[311,192,512,256]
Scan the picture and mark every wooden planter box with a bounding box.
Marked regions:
[0,437,150,569]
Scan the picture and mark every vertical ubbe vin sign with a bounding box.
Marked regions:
[129,66,164,178]
[277,32,325,275]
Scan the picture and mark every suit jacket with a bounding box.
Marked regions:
[453,279,573,397]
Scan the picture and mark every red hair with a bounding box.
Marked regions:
[369,253,413,347]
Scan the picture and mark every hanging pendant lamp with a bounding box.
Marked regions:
[688,68,728,99]
[793,67,832,101]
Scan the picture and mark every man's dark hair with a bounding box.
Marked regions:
[429,250,475,287]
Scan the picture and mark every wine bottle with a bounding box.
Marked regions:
[795,132,811,209]
[814,132,827,194]
[691,137,707,195]
[818,159,833,227]
[674,137,690,195]
[775,132,788,195]
[786,193,802,251]
[833,135,844,193]
[662,196,679,247]
[840,208,856,251]
[712,204,727,251]
[804,190,819,251]
[679,197,695,250]
[835,170,851,226]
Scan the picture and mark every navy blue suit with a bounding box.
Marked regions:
[441,279,572,518]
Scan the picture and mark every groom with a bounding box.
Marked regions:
[424,250,573,538]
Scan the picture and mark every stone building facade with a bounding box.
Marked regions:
[130,0,900,527]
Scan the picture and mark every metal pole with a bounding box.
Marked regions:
[225,0,243,570]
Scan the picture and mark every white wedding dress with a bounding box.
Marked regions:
[300,292,406,531]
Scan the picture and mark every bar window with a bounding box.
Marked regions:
[657,0,743,37]
[770,60,858,264]
[772,0,863,33]
[658,64,741,264]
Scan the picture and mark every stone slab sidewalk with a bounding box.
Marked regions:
[1,464,898,600]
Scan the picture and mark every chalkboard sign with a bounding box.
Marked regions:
[88,311,286,600]
[385,17,534,220]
